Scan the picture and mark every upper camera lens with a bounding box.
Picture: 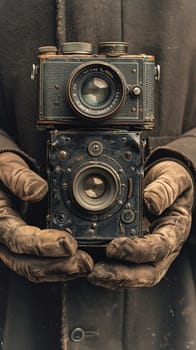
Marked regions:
[67,61,126,120]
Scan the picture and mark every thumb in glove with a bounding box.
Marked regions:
[143,160,194,215]
[0,151,48,202]
[88,160,194,289]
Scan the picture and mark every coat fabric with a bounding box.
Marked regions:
[0,1,196,349]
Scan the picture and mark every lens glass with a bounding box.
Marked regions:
[82,77,110,107]
[83,175,106,198]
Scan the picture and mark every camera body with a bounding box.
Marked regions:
[37,42,156,129]
[34,42,159,246]
[47,129,144,244]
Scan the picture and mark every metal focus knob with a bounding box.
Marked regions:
[129,85,143,97]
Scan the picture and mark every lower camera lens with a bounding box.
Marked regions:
[67,61,125,120]
[72,163,119,212]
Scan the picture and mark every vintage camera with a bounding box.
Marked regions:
[33,42,159,246]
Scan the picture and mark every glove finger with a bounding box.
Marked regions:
[0,246,94,283]
[107,193,192,263]
[1,224,78,257]
[0,190,78,257]
[88,252,177,289]
[144,161,193,215]
[0,152,48,202]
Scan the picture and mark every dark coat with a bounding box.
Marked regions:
[0,1,196,349]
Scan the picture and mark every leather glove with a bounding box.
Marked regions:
[88,160,194,289]
[0,152,93,282]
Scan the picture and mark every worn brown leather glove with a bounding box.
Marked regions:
[0,152,93,282]
[88,160,194,289]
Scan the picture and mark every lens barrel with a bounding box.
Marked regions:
[72,163,119,212]
[67,61,126,120]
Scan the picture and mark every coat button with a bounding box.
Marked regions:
[70,328,85,342]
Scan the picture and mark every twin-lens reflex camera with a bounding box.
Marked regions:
[32,41,160,246]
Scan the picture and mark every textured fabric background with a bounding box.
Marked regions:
[0,1,195,349]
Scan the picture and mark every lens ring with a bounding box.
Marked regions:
[72,163,120,212]
[67,61,126,120]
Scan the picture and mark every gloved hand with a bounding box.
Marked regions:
[0,152,93,282]
[88,160,194,289]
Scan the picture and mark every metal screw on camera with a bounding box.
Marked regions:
[58,150,68,160]
[56,211,66,224]
[88,141,103,156]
